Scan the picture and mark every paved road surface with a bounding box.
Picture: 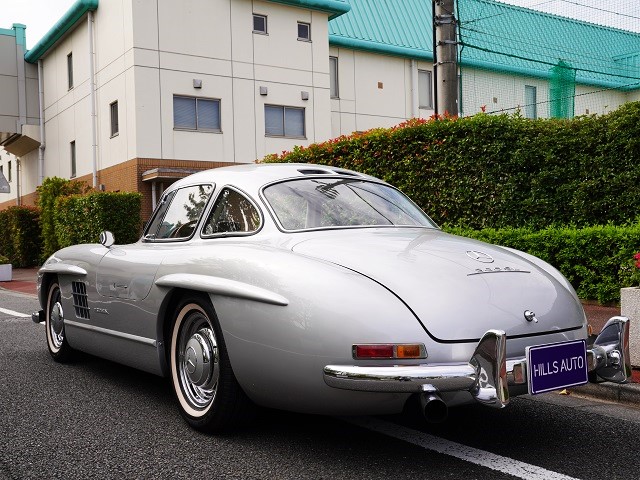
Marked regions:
[1,290,639,480]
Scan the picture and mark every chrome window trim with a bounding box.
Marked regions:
[200,185,264,239]
[259,175,439,233]
[143,183,215,243]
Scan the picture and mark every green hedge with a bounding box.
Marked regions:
[263,102,640,229]
[0,206,42,267]
[446,224,640,304]
[37,177,90,260]
[54,192,143,248]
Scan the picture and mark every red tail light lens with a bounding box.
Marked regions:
[353,344,426,359]
[354,344,394,359]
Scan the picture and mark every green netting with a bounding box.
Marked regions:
[550,61,576,118]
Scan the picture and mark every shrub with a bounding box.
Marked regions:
[263,102,640,229]
[446,224,640,304]
[0,206,42,267]
[0,254,9,264]
[37,177,91,260]
[54,191,143,248]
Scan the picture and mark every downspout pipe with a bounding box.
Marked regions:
[16,159,21,206]
[38,59,45,186]
[88,10,97,188]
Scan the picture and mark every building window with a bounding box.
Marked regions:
[173,96,221,132]
[253,14,267,34]
[265,105,305,138]
[329,56,339,98]
[418,70,433,109]
[70,141,76,178]
[297,22,311,41]
[525,85,537,119]
[7,162,11,182]
[110,101,119,137]
[67,53,73,90]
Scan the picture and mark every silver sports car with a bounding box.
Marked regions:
[34,163,631,432]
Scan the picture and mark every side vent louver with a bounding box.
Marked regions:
[71,281,90,320]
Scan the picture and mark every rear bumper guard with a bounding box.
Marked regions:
[323,316,631,408]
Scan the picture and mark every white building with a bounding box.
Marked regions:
[1,0,639,219]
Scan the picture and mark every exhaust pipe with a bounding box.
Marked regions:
[420,392,448,423]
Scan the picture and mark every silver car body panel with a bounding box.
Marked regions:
[35,163,628,416]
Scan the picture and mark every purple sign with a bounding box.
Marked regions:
[526,339,588,395]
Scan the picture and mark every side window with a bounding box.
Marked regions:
[203,188,261,236]
[144,190,177,239]
[145,185,214,240]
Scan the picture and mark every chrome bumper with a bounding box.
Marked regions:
[323,317,631,409]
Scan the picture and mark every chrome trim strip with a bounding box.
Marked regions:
[324,364,477,393]
[467,270,531,276]
[39,263,87,276]
[65,320,157,347]
[155,273,289,306]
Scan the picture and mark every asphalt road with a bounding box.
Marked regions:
[1,289,639,480]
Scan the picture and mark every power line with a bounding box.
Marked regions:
[556,0,640,21]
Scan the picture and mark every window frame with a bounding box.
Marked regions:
[67,52,73,90]
[525,85,538,119]
[200,186,264,239]
[110,100,119,137]
[329,56,339,99]
[418,69,433,109]
[264,105,306,139]
[70,141,76,178]
[143,184,215,243]
[297,22,311,41]
[173,95,222,133]
[253,14,267,34]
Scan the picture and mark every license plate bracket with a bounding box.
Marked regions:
[526,339,588,395]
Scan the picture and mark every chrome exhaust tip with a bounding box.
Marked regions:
[420,392,448,423]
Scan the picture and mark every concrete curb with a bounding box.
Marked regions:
[570,382,640,407]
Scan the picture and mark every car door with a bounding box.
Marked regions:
[93,183,215,339]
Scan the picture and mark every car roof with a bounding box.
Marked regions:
[168,163,384,194]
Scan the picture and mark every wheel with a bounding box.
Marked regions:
[169,295,253,432]
[45,281,74,362]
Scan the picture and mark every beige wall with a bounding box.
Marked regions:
[329,47,436,137]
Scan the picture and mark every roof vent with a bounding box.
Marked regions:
[298,168,333,175]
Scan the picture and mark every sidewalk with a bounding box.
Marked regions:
[2,267,639,403]
[0,267,39,296]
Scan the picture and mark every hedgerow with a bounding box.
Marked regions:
[54,192,142,248]
[37,177,91,261]
[0,206,42,267]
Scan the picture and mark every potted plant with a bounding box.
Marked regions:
[0,254,11,282]
[621,253,640,368]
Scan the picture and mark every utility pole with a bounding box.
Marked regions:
[433,0,458,116]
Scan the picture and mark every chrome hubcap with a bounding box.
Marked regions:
[50,300,65,349]
[178,315,219,409]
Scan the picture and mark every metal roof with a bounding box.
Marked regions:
[328,0,640,90]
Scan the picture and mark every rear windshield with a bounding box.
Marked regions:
[263,178,436,231]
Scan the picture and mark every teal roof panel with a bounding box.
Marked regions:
[328,0,640,90]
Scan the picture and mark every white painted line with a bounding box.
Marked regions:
[344,417,580,480]
[0,307,30,318]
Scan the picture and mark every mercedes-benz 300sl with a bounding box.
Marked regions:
[33,163,631,432]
